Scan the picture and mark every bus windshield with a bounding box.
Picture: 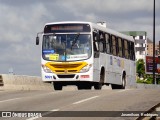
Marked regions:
[42,34,92,61]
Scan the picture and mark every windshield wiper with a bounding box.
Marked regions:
[71,33,80,50]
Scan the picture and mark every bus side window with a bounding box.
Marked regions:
[124,40,129,59]
[118,38,122,57]
[99,31,105,53]
[116,37,119,56]
[112,35,117,56]
[130,42,135,60]
[128,41,131,59]
[121,39,125,58]
[93,32,99,52]
[109,36,113,54]
[133,43,135,60]
[105,33,110,54]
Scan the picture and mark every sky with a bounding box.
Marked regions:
[0,0,160,76]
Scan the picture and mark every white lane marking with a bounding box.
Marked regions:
[73,96,99,105]
[0,98,21,103]
[0,91,61,103]
[26,109,60,120]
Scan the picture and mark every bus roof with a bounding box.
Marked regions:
[45,21,134,42]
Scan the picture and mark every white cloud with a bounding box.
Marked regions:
[59,0,154,14]
[0,3,48,42]
[0,2,47,75]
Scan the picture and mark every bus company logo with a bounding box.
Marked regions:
[45,75,52,79]
[43,50,55,54]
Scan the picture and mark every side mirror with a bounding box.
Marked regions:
[36,36,39,45]
[36,32,43,45]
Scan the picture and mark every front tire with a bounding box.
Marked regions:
[53,82,63,90]
[94,70,104,90]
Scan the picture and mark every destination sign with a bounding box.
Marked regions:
[44,24,91,33]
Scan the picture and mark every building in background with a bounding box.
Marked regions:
[121,31,147,60]
[146,38,159,56]
[147,38,153,56]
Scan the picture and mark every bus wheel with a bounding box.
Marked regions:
[94,82,102,90]
[94,71,104,90]
[111,77,126,89]
[53,82,63,90]
[120,77,126,89]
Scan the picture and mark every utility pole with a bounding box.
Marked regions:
[153,0,156,84]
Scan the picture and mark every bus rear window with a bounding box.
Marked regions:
[44,24,91,33]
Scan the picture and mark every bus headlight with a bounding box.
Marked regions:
[80,64,92,73]
[42,65,52,73]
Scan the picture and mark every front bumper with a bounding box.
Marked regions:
[42,72,93,82]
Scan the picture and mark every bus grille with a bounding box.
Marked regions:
[55,70,78,73]
[45,62,87,74]
[57,74,75,78]
[51,64,81,68]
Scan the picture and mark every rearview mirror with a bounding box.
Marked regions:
[36,36,39,45]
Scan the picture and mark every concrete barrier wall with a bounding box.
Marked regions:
[0,74,53,91]
[126,83,160,89]
[136,83,160,89]
[0,74,160,91]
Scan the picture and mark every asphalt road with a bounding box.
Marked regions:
[0,87,160,120]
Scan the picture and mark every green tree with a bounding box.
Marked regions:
[136,59,145,77]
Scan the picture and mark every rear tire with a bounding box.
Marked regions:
[121,77,126,89]
[111,76,126,89]
[53,82,63,90]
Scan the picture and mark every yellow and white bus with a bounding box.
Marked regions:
[36,21,136,90]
